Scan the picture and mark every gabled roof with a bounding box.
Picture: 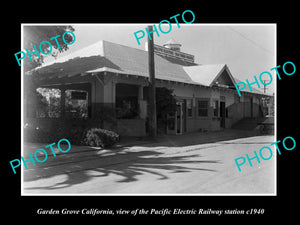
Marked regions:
[182,64,228,86]
[183,64,265,95]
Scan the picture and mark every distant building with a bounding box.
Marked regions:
[25,39,270,136]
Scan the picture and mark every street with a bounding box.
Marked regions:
[22,131,275,195]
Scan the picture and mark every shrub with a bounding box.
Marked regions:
[84,128,120,148]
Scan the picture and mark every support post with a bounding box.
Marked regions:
[147,25,157,138]
[60,86,66,119]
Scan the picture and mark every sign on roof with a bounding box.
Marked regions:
[154,44,194,63]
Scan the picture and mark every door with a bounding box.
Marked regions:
[166,102,183,135]
[250,97,253,118]
[183,100,187,132]
[176,102,183,134]
[166,111,176,134]
[220,101,226,128]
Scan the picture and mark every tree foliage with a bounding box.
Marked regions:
[155,87,177,132]
[23,26,75,71]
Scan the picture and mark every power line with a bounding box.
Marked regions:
[226,26,274,55]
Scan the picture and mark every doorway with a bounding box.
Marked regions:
[220,101,226,128]
[166,102,183,135]
[250,97,253,118]
[176,102,183,134]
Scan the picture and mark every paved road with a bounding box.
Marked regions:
[22,133,275,195]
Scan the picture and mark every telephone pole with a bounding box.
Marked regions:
[262,80,269,94]
[147,25,157,138]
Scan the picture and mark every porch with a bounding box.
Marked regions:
[24,73,148,138]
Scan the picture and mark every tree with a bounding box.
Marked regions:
[23,25,75,71]
[155,87,177,133]
[23,26,75,121]
[144,87,177,133]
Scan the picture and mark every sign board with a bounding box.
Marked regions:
[71,91,87,100]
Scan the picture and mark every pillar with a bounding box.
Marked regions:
[60,86,66,119]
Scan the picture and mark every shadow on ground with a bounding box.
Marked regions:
[23,129,272,192]
[24,148,219,191]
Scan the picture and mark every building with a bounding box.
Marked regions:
[24,39,270,136]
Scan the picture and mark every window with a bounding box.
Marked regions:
[30,84,91,119]
[198,100,209,117]
[116,97,138,119]
[186,99,193,117]
[35,87,61,118]
[65,90,89,118]
[213,100,219,117]
[116,83,139,119]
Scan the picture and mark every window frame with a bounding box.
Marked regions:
[186,98,193,118]
[64,89,89,119]
[31,83,92,119]
[35,87,62,119]
[197,98,209,117]
[212,99,219,117]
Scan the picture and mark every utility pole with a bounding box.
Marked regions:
[147,25,157,138]
[262,80,269,94]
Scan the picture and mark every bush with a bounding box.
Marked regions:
[84,128,120,148]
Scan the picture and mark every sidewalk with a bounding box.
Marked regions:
[117,128,263,148]
[23,128,264,157]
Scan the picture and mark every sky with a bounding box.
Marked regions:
[45,24,276,95]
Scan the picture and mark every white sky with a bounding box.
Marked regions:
[45,24,276,95]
